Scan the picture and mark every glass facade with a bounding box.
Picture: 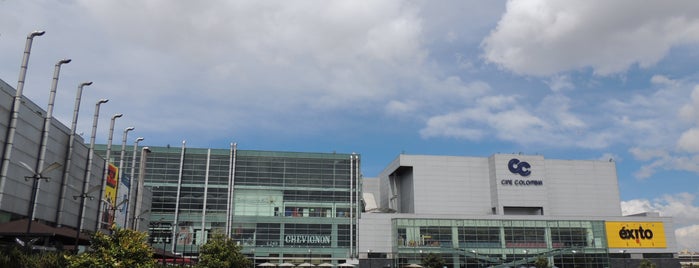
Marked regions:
[393,219,609,268]
[97,145,360,264]
[232,151,359,265]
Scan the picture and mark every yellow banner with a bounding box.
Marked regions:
[101,163,119,228]
[605,222,666,248]
[104,163,118,206]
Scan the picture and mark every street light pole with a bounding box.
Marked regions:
[57,81,92,226]
[95,113,123,230]
[28,58,71,233]
[29,59,71,225]
[0,30,45,185]
[133,147,150,231]
[75,99,108,249]
[117,126,134,227]
[523,250,528,268]
[619,250,627,268]
[127,137,143,229]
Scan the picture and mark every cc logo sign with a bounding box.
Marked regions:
[508,158,531,177]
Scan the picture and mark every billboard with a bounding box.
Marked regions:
[101,163,118,229]
[605,221,666,248]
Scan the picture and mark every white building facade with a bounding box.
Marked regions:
[359,154,678,268]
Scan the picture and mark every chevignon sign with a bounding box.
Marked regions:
[284,234,331,245]
[500,158,544,186]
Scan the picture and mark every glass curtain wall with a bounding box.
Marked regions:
[394,219,609,268]
[98,145,361,262]
[145,146,232,257]
[233,151,359,265]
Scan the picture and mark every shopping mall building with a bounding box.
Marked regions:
[358,154,679,268]
[113,145,679,267]
[0,76,680,267]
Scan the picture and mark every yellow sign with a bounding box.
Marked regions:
[605,221,666,248]
[101,163,119,228]
[104,163,118,207]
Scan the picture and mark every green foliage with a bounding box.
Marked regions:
[421,252,446,268]
[0,245,66,268]
[65,225,156,268]
[534,256,548,268]
[196,232,251,268]
[639,259,657,268]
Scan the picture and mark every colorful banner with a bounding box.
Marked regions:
[101,163,118,228]
[605,221,666,248]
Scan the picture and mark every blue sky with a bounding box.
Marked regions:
[1,0,698,250]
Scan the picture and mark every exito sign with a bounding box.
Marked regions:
[605,222,666,248]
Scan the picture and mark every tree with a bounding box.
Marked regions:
[534,256,548,268]
[421,252,446,268]
[65,225,156,268]
[639,259,657,268]
[196,232,251,268]
[0,243,67,268]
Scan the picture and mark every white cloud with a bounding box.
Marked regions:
[385,100,417,116]
[8,0,430,140]
[482,0,699,76]
[676,225,699,251]
[677,128,699,153]
[418,93,611,148]
[420,111,485,140]
[628,147,699,179]
[622,193,699,250]
[629,147,668,162]
[651,75,678,87]
[678,85,699,123]
[545,75,574,92]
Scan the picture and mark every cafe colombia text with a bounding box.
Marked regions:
[501,158,543,186]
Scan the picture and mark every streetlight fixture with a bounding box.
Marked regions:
[57,81,92,226]
[133,146,151,231]
[76,98,108,249]
[29,58,71,234]
[418,249,423,266]
[21,161,61,235]
[523,250,529,268]
[471,250,479,268]
[0,30,45,183]
[117,126,134,226]
[127,137,144,229]
[308,248,312,264]
[571,250,577,268]
[95,113,123,230]
[252,248,256,268]
[36,59,72,173]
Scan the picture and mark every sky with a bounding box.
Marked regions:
[1,0,698,250]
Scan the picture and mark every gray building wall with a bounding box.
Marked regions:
[0,78,103,231]
[545,158,621,217]
[377,154,621,217]
[358,213,394,254]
